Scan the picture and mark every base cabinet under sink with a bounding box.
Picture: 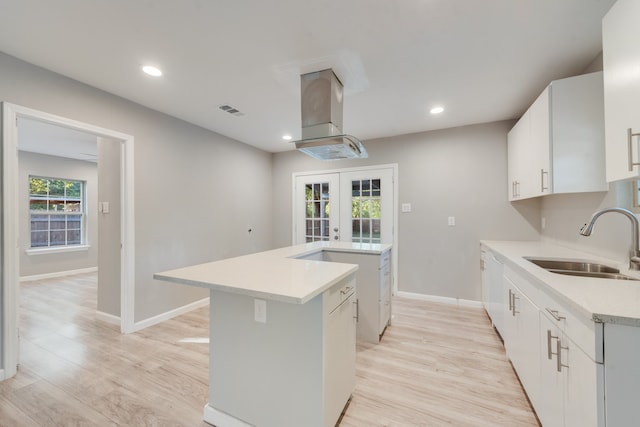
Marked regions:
[538,313,604,427]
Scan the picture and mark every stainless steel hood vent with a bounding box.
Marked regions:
[294,69,367,160]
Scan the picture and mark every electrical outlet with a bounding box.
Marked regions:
[401,203,412,213]
[254,299,267,323]
[448,216,456,226]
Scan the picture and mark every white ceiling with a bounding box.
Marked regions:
[0,0,617,153]
[18,118,98,162]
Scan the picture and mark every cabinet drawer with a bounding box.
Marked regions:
[538,289,602,363]
[325,276,356,314]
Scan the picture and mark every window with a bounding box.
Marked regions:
[29,176,85,248]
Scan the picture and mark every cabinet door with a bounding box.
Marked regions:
[502,278,540,405]
[378,258,391,335]
[563,334,603,427]
[511,285,540,407]
[603,0,640,182]
[487,256,505,336]
[530,87,551,196]
[325,293,356,425]
[538,314,564,427]
[507,113,530,200]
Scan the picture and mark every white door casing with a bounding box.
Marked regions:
[1,103,135,380]
[292,164,398,293]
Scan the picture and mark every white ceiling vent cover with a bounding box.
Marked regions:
[294,69,367,161]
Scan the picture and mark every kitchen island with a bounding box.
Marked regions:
[154,241,390,427]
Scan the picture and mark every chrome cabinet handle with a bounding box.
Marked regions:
[628,128,640,171]
[341,286,353,295]
[353,299,359,321]
[508,289,513,312]
[556,339,569,372]
[547,329,559,360]
[546,308,566,322]
[541,169,549,191]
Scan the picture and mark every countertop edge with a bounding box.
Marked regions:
[481,240,640,327]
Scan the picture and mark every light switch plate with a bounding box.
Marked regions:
[448,216,456,226]
[401,203,412,213]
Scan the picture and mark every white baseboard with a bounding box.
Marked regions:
[396,291,483,308]
[204,404,253,427]
[20,267,98,282]
[96,310,121,326]
[131,297,210,333]
[0,369,5,381]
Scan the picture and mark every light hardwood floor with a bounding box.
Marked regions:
[0,273,538,426]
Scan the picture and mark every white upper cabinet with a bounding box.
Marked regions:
[507,72,608,201]
[603,0,640,182]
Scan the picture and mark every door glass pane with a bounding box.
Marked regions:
[351,179,382,243]
[304,181,332,242]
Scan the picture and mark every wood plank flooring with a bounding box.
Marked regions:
[0,273,538,426]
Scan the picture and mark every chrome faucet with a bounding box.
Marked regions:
[579,207,640,271]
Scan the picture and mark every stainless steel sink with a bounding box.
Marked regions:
[524,257,639,281]
[549,270,638,280]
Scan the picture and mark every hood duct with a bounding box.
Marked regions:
[294,69,367,160]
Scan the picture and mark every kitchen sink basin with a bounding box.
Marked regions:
[524,257,639,281]
[525,258,620,273]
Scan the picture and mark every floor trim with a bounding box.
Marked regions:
[131,297,210,332]
[96,310,121,326]
[396,291,482,308]
[204,404,253,427]
[20,267,98,282]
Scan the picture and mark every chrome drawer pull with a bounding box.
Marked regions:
[556,340,569,372]
[546,308,566,322]
[547,329,559,360]
[341,286,354,295]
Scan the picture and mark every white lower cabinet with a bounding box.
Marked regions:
[538,313,604,427]
[481,249,505,336]
[481,249,604,426]
[503,272,540,408]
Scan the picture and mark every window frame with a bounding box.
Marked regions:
[28,175,87,250]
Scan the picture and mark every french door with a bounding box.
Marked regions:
[294,167,394,245]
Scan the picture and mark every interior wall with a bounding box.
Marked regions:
[18,151,98,277]
[97,137,121,316]
[272,121,541,301]
[540,182,634,263]
[1,51,273,323]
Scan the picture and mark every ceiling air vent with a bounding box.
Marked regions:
[218,104,245,117]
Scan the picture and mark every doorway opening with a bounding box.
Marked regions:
[1,103,135,380]
[292,164,398,293]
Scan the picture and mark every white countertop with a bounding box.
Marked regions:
[481,240,640,326]
[154,241,392,304]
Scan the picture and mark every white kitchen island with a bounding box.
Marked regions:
[154,241,390,427]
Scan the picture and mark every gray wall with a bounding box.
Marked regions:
[1,51,273,322]
[18,151,98,277]
[97,137,121,316]
[540,182,634,263]
[272,121,541,301]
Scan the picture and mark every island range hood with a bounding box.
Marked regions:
[294,69,367,160]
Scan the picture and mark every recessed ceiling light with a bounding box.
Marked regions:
[282,135,292,140]
[430,106,444,114]
[142,65,163,77]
